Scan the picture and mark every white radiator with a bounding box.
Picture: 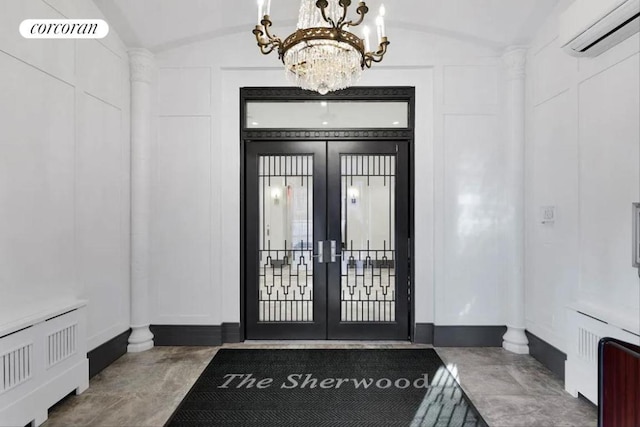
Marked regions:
[0,300,88,427]
[565,307,640,404]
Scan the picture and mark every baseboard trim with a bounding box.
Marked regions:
[525,330,566,380]
[150,323,504,347]
[88,326,565,381]
[87,329,129,378]
[151,324,241,346]
[434,325,506,347]
[222,323,241,343]
[151,325,221,346]
[414,324,506,347]
[414,323,434,344]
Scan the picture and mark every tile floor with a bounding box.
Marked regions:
[42,343,598,427]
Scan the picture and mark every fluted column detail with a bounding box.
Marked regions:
[128,48,154,353]
[502,47,529,355]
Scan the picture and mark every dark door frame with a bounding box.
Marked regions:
[240,86,416,341]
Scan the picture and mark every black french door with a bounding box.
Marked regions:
[245,140,409,340]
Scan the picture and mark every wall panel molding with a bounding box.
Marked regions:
[152,116,212,323]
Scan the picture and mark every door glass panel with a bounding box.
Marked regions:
[246,101,409,129]
[340,155,396,322]
[259,155,314,322]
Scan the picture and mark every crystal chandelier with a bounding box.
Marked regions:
[253,0,389,95]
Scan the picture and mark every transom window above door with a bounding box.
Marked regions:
[245,100,409,129]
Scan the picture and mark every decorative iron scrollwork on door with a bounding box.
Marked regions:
[258,155,314,322]
[340,154,396,322]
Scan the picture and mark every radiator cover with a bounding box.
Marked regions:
[565,308,640,404]
[0,301,89,426]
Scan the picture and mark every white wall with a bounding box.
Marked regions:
[5,1,635,350]
[0,0,131,351]
[525,5,640,351]
[152,26,508,328]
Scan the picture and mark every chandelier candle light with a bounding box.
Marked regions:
[253,0,389,95]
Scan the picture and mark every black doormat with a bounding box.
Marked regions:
[165,349,488,427]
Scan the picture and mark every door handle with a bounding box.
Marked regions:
[312,241,342,263]
[312,240,324,263]
[330,240,342,263]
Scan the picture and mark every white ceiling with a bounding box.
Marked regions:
[95,0,560,52]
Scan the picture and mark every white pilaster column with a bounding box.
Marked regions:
[502,47,529,355]
[128,48,154,352]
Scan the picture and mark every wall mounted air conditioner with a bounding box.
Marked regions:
[559,0,640,57]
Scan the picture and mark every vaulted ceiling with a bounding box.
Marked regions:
[95,0,560,52]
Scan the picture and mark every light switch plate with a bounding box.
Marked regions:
[540,206,556,224]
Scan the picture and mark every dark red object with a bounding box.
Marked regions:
[599,337,640,427]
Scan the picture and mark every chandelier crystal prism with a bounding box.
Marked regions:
[253,0,390,95]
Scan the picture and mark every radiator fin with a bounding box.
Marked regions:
[47,323,78,369]
[0,343,33,394]
[578,326,601,363]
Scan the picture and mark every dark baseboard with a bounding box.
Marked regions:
[414,323,434,344]
[87,329,129,378]
[414,324,506,346]
[525,330,566,381]
[151,324,241,346]
[222,323,241,343]
[434,325,506,347]
[151,325,221,346]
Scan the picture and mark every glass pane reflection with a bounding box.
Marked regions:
[258,155,314,322]
[340,155,396,322]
